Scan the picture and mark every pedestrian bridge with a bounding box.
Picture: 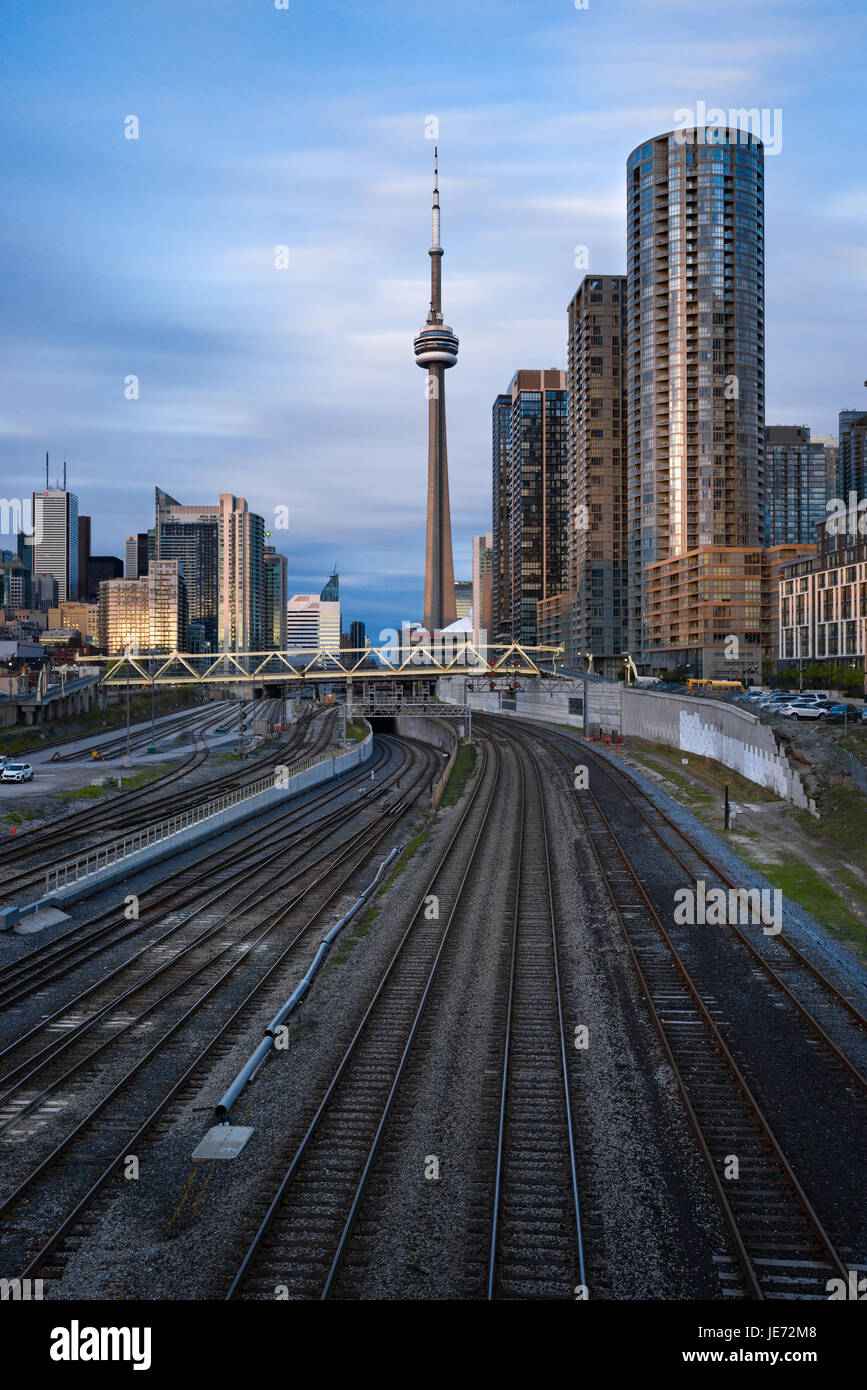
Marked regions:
[90,641,564,687]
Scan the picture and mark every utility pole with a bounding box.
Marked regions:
[125,677,131,768]
[39,665,46,740]
[724,784,731,831]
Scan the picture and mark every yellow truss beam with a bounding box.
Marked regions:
[89,643,563,686]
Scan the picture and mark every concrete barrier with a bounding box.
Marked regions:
[436,675,621,733]
[0,726,373,931]
[620,689,816,812]
[438,674,816,813]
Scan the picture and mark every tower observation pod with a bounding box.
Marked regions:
[414,147,458,632]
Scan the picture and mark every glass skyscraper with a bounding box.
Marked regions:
[626,127,765,667]
[765,425,829,544]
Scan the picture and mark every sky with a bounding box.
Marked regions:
[0,0,865,639]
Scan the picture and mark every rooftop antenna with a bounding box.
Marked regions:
[63,455,67,491]
[45,452,49,490]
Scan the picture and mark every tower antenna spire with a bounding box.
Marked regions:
[414,148,458,633]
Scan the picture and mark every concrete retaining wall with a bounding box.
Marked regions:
[0,727,373,930]
[393,715,459,811]
[620,689,816,812]
[436,676,621,733]
[438,675,815,813]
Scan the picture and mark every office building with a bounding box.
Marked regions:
[471,532,493,647]
[626,126,765,671]
[48,601,99,645]
[454,580,472,621]
[492,369,568,646]
[0,558,32,611]
[124,534,145,579]
[32,573,59,612]
[154,488,264,652]
[839,410,867,501]
[764,426,829,545]
[567,274,628,674]
[86,555,123,603]
[349,619,367,650]
[286,594,321,649]
[263,546,288,650]
[320,570,339,604]
[78,515,91,599]
[492,394,512,639]
[30,487,79,601]
[97,561,187,654]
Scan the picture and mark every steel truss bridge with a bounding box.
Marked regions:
[90,642,563,687]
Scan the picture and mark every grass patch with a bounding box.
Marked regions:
[121,764,177,789]
[627,739,867,961]
[346,721,367,743]
[439,742,477,808]
[743,855,867,959]
[56,784,112,802]
[0,807,43,824]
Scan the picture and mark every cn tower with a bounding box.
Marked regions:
[414,148,458,632]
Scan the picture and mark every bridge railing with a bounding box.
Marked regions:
[44,748,332,894]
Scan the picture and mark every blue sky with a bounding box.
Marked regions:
[1,0,865,638]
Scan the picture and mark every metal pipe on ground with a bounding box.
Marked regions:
[213,844,403,1122]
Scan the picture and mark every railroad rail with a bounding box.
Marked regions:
[0,734,439,1283]
[493,717,863,1300]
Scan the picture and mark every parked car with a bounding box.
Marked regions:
[758,693,796,710]
[779,701,827,719]
[1,762,33,782]
[822,704,860,724]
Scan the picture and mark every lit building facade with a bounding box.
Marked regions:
[492,394,512,639]
[154,488,263,652]
[97,561,187,654]
[626,127,765,668]
[567,273,628,674]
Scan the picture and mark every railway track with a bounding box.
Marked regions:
[0,733,438,1283]
[227,728,587,1302]
[494,718,866,1300]
[485,738,585,1299]
[0,709,328,899]
[54,698,233,761]
[225,737,501,1300]
[512,720,867,1085]
[0,719,375,1013]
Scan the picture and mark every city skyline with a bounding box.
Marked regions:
[0,0,865,640]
